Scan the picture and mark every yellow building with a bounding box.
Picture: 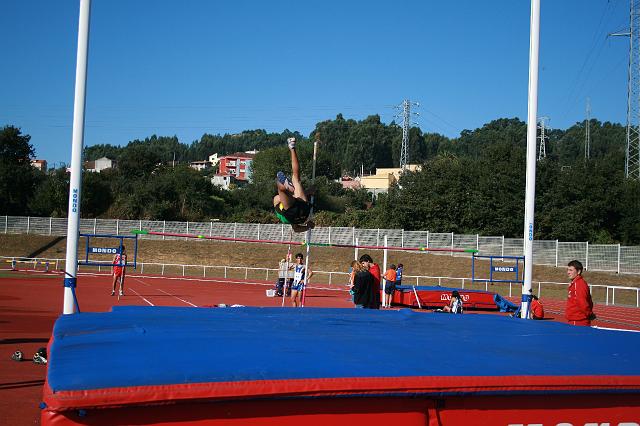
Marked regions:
[359,164,422,194]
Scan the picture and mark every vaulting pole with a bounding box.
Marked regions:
[63,0,91,315]
[521,0,541,319]
[301,136,319,307]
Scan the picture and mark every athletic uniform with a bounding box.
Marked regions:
[274,199,311,225]
[291,264,306,291]
[451,297,463,314]
[530,298,544,320]
[565,275,593,326]
[113,253,126,277]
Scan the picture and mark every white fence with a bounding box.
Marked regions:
[3,215,640,274]
[4,255,639,308]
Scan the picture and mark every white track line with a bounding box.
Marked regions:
[127,286,154,306]
[154,287,198,307]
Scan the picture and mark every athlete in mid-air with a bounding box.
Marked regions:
[273,137,314,232]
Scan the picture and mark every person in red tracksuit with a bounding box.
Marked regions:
[565,260,594,326]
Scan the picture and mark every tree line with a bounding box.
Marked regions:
[1,115,639,244]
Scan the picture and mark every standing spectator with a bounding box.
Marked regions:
[395,263,404,287]
[290,253,312,307]
[347,260,361,301]
[565,260,594,326]
[382,264,397,308]
[368,259,382,309]
[353,254,375,309]
[111,246,127,296]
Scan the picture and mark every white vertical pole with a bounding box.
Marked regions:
[301,138,319,307]
[585,242,589,270]
[521,0,541,319]
[27,216,30,234]
[617,244,621,274]
[520,0,540,318]
[49,217,52,235]
[355,238,359,261]
[555,240,559,267]
[382,235,388,307]
[450,232,454,256]
[63,0,91,315]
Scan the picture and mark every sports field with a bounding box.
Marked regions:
[2,265,640,424]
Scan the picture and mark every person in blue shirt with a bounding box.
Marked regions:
[395,263,403,288]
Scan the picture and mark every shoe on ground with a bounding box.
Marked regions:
[11,350,23,362]
[33,353,47,365]
[119,290,124,296]
[287,137,296,149]
[111,291,115,296]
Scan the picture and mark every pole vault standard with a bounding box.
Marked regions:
[521,0,541,319]
[131,229,478,254]
[63,0,92,315]
[301,136,319,307]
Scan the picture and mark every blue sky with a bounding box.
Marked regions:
[1,0,631,166]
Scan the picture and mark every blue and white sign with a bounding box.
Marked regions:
[492,266,516,273]
[90,247,119,255]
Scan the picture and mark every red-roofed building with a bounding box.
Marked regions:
[218,152,255,182]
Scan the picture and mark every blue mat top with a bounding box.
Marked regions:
[48,306,640,392]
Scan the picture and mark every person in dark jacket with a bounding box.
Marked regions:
[353,254,376,309]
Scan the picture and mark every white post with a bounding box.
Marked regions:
[617,244,621,274]
[49,217,52,235]
[450,232,454,256]
[301,137,319,307]
[328,227,332,246]
[4,216,7,234]
[521,0,541,319]
[116,219,119,235]
[585,242,589,270]
[257,223,260,241]
[355,238,359,261]
[555,240,559,267]
[63,0,91,315]
[382,235,388,307]
[27,216,30,234]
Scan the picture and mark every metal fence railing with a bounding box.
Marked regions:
[3,255,639,308]
[3,216,640,274]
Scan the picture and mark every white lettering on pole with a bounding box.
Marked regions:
[72,188,79,213]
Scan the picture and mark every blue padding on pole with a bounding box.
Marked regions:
[47,307,640,392]
[63,278,76,288]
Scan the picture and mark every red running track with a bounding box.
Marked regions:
[1,269,639,425]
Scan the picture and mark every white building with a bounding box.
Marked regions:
[85,157,116,173]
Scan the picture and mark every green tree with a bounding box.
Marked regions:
[0,126,38,215]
